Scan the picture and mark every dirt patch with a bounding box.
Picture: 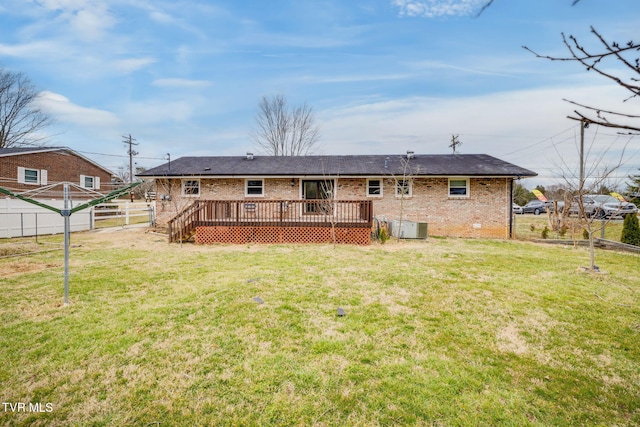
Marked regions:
[0,242,43,257]
[496,324,529,355]
[0,260,61,278]
[1,225,440,278]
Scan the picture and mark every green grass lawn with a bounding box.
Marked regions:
[1,230,639,426]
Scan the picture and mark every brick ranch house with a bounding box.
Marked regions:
[137,152,536,244]
[0,147,114,198]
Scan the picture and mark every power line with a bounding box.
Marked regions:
[74,149,166,161]
[497,125,578,158]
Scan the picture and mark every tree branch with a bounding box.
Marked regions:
[567,112,640,132]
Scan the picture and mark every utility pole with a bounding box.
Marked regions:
[449,134,462,154]
[579,119,586,189]
[123,134,138,201]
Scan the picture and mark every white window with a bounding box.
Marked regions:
[367,179,383,197]
[25,169,39,184]
[245,179,264,196]
[80,175,100,190]
[17,167,47,185]
[395,179,412,197]
[449,178,469,197]
[182,179,200,196]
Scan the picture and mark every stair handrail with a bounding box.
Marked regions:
[168,200,209,242]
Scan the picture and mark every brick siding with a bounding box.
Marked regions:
[0,151,113,198]
[154,176,512,239]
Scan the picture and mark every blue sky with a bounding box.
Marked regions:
[1,0,639,188]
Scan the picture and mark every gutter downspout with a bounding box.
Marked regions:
[509,177,516,239]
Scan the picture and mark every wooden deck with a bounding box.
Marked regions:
[168,199,373,244]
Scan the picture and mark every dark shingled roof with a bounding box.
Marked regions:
[0,146,67,156]
[137,154,537,178]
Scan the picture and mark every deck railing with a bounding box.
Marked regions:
[168,199,373,242]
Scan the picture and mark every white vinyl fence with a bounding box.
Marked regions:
[93,201,156,228]
[0,199,155,238]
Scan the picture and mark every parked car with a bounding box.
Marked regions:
[546,200,565,214]
[522,200,547,215]
[512,203,523,214]
[569,194,639,219]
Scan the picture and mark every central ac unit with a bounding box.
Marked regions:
[389,220,428,239]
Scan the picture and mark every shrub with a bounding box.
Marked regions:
[541,226,549,239]
[583,228,590,240]
[620,214,640,246]
[378,227,389,244]
[558,224,568,237]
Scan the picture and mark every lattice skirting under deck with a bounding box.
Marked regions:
[195,226,370,245]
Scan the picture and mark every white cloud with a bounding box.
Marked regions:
[152,78,212,89]
[70,6,116,40]
[121,100,196,124]
[36,0,86,9]
[392,0,487,18]
[409,60,513,78]
[132,1,209,39]
[37,91,120,128]
[149,10,176,24]
[112,57,156,73]
[0,41,60,58]
[317,82,638,185]
[34,0,117,40]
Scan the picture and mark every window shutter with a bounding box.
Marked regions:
[80,175,86,187]
[95,176,100,190]
[40,170,48,185]
[17,167,25,184]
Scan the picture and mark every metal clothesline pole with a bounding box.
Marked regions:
[0,181,141,306]
[63,183,70,306]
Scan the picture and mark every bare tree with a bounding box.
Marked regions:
[252,94,320,156]
[523,28,640,132]
[554,121,632,271]
[387,153,419,242]
[521,24,639,270]
[480,0,636,269]
[480,2,638,130]
[0,67,52,148]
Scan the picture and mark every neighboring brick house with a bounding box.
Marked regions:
[0,147,114,198]
[138,152,536,242]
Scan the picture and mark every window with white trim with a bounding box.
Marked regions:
[183,179,200,196]
[449,178,469,197]
[395,179,412,197]
[25,169,39,184]
[83,175,94,189]
[80,175,100,190]
[17,167,47,185]
[367,179,383,197]
[245,179,264,196]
